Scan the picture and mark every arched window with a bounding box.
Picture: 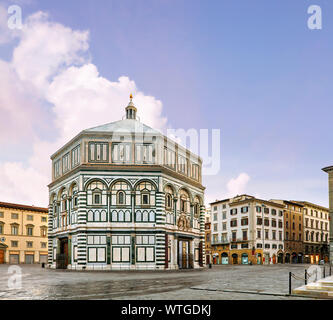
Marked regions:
[165,194,172,210]
[180,198,186,212]
[135,181,155,207]
[141,189,150,205]
[179,189,190,213]
[111,181,131,206]
[117,191,125,205]
[93,191,102,205]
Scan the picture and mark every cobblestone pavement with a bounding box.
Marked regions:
[0,264,324,300]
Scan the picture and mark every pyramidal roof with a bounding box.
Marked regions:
[83,118,161,135]
[83,94,161,135]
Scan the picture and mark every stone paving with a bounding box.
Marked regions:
[0,264,324,300]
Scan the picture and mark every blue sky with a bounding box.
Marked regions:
[0,0,332,206]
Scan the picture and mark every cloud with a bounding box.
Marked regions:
[12,11,90,91]
[226,173,250,197]
[0,10,167,206]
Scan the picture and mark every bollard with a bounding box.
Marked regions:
[209,263,212,269]
[323,266,326,278]
[330,264,332,276]
[305,269,307,285]
[289,272,292,295]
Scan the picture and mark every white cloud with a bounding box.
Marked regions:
[12,11,90,91]
[226,173,250,197]
[0,10,167,207]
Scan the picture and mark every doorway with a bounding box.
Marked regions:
[285,253,290,263]
[0,250,4,264]
[278,253,283,264]
[257,253,262,265]
[221,253,229,265]
[232,253,238,264]
[56,238,69,269]
[178,239,192,269]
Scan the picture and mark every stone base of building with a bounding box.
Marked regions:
[48,263,204,271]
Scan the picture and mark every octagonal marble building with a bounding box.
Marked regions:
[48,96,205,270]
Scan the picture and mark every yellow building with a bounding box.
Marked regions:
[0,202,48,264]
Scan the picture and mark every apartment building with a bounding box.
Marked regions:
[0,202,48,264]
[271,200,304,263]
[294,201,329,264]
[210,195,285,265]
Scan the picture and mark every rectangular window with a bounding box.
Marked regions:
[164,147,176,168]
[112,143,130,163]
[89,142,109,162]
[257,217,262,225]
[0,224,3,234]
[241,206,248,213]
[257,230,261,239]
[0,212,4,218]
[27,215,33,221]
[87,235,107,245]
[54,159,61,178]
[230,220,237,227]
[112,235,131,245]
[41,242,47,248]
[71,145,81,168]
[62,153,70,173]
[191,163,199,180]
[27,227,33,236]
[135,144,155,164]
[136,235,155,245]
[241,218,248,226]
[11,213,18,219]
[11,241,18,247]
[26,241,33,248]
[112,247,130,262]
[230,208,237,215]
[222,211,227,220]
[88,247,106,262]
[11,225,18,235]
[178,155,187,174]
[41,217,47,222]
[136,247,155,262]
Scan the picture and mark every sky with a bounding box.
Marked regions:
[0,0,332,207]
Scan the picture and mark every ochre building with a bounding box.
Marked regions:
[0,202,48,264]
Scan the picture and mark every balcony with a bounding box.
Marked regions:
[231,237,249,243]
[211,237,230,245]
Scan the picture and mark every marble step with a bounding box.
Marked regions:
[293,276,333,298]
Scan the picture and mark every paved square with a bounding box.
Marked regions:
[0,264,324,300]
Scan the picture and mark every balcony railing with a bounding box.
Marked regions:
[211,237,230,245]
[231,237,249,243]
